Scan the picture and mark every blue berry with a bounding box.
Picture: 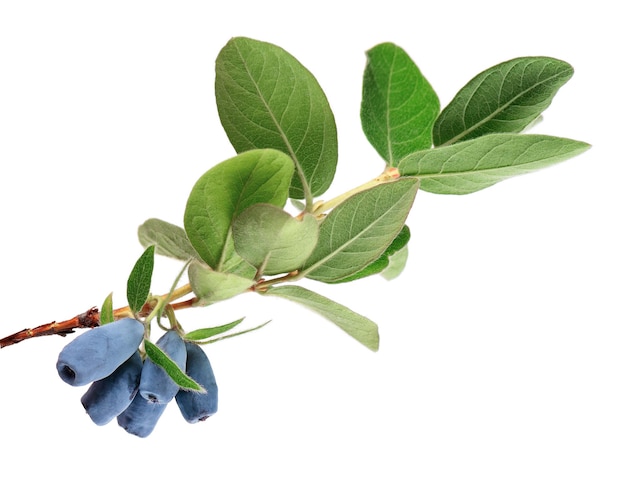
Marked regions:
[56,318,144,386]
[80,351,143,425]
[175,342,218,423]
[117,391,167,438]
[138,330,186,404]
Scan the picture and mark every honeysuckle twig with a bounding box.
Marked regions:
[0,283,197,349]
[309,166,400,217]
[0,307,100,348]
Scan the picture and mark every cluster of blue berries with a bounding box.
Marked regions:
[56,318,218,437]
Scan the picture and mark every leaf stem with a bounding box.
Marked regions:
[171,297,198,310]
[112,283,193,320]
[251,271,300,292]
[165,283,193,302]
[311,167,400,216]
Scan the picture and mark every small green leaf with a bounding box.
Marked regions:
[381,244,409,280]
[301,178,418,283]
[99,292,114,325]
[144,339,205,393]
[184,149,294,270]
[361,43,440,165]
[232,204,319,275]
[290,199,306,212]
[219,234,258,279]
[127,245,155,315]
[199,320,271,345]
[188,262,255,306]
[184,318,245,341]
[331,225,411,283]
[399,133,590,194]
[263,285,379,352]
[138,218,201,262]
[433,57,574,146]
[215,36,338,203]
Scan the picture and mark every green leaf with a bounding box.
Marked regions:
[215,36,338,203]
[232,204,319,275]
[381,244,409,280]
[331,225,411,283]
[127,245,155,315]
[99,292,114,325]
[399,133,590,194]
[138,218,201,262]
[433,57,574,146]
[199,320,271,345]
[301,178,419,283]
[361,43,440,166]
[184,149,294,270]
[184,318,245,341]
[263,285,379,352]
[219,234,258,279]
[188,262,255,306]
[144,339,204,393]
[290,199,306,212]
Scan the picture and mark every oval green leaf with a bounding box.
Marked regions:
[263,285,379,352]
[138,218,201,262]
[381,244,409,280]
[184,149,294,270]
[188,262,255,306]
[127,245,155,315]
[331,225,411,283]
[232,204,319,275]
[215,37,338,204]
[301,178,419,283]
[433,57,574,146]
[361,43,440,166]
[144,340,205,393]
[399,133,590,194]
[99,292,114,325]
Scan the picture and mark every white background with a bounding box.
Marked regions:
[1,1,623,476]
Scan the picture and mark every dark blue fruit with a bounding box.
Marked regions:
[117,391,167,438]
[175,342,218,423]
[56,318,144,386]
[138,330,186,404]
[80,351,143,425]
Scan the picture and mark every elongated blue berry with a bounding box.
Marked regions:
[80,351,143,425]
[117,392,167,438]
[56,318,144,386]
[175,342,218,423]
[139,330,186,404]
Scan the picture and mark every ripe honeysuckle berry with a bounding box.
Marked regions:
[175,342,218,423]
[117,391,167,438]
[80,351,143,426]
[139,330,186,404]
[56,318,144,386]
